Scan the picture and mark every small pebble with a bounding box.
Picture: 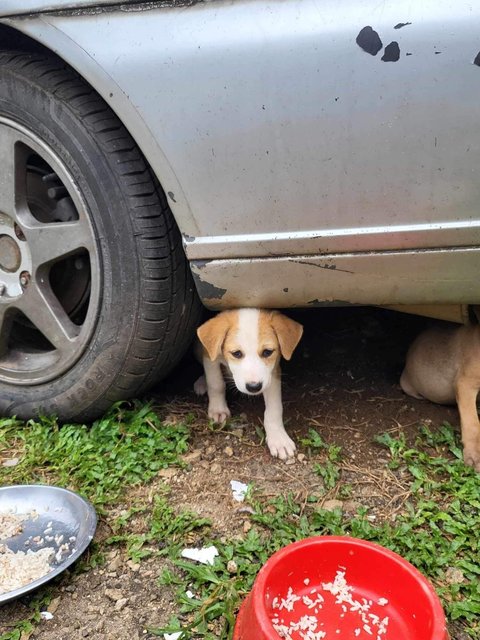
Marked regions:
[115,598,128,611]
[322,499,344,512]
[227,560,238,574]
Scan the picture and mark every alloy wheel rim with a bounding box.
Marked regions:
[0,117,100,385]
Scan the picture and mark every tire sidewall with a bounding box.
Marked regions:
[0,62,147,419]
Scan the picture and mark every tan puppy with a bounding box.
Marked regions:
[400,324,480,471]
[195,309,303,460]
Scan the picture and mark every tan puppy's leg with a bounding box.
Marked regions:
[455,377,480,471]
[203,357,231,424]
[262,372,296,460]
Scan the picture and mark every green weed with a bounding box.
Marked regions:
[107,494,211,563]
[301,428,342,488]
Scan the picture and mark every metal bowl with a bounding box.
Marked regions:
[0,484,97,604]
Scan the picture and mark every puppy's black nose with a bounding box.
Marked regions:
[246,381,263,393]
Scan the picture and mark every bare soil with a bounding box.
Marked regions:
[0,308,467,640]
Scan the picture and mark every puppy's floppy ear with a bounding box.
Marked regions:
[270,312,303,360]
[197,313,232,361]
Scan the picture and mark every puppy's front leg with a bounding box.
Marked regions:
[263,372,296,460]
[456,377,480,471]
[203,357,231,424]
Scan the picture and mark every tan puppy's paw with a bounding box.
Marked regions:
[208,402,231,424]
[267,432,296,460]
[463,440,480,472]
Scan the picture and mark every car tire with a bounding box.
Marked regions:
[0,51,201,421]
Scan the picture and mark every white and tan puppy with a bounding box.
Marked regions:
[195,309,303,460]
[400,324,480,471]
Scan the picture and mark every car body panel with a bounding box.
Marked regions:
[191,249,480,309]
[2,0,480,307]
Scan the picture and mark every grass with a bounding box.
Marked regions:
[0,401,190,506]
[1,404,479,639]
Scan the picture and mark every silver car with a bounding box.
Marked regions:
[0,0,479,420]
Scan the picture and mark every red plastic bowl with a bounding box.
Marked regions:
[233,536,449,640]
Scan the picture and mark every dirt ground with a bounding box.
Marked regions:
[0,307,467,640]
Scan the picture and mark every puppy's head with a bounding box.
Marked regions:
[197,309,303,396]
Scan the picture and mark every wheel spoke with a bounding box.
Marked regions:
[0,125,19,218]
[27,219,95,266]
[18,281,80,353]
[0,304,13,358]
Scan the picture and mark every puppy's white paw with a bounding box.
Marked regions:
[267,432,296,460]
[463,441,480,473]
[208,403,231,424]
[194,375,207,396]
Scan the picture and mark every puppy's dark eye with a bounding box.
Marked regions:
[261,349,274,358]
[231,350,243,359]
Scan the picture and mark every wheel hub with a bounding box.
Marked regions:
[0,213,31,298]
[0,235,20,272]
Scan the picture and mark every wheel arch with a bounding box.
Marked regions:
[0,21,199,240]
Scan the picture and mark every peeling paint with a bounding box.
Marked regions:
[394,22,412,30]
[192,259,211,270]
[307,299,358,307]
[192,272,227,300]
[290,259,353,274]
[182,233,196,242]
[474,51,480,66]
[356,26,383,56]
[382,42,400,62]
[167,191,176,203]
[5,0,203,19]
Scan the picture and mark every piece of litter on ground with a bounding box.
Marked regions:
[164,633,182,640]
[186,590,195,599]
[2,458,20,467]
[230,480,248,502]
[181,545,219,566]
[40,611,54,620]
